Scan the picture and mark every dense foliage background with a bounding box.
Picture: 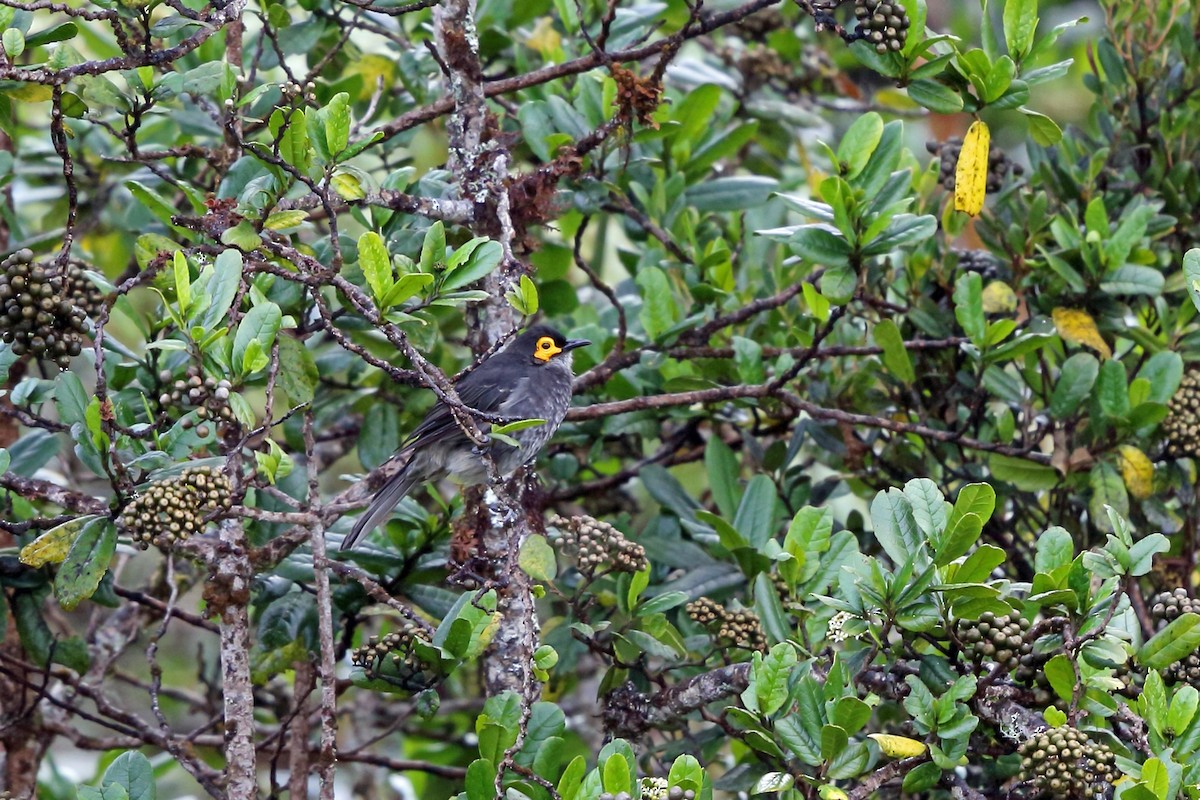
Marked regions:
[2,0,1200,797]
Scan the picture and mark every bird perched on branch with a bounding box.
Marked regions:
[342,324,590,550]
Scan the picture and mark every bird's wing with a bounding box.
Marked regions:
[397,355,519,454]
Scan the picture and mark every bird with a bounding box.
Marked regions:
[341,324,590,550]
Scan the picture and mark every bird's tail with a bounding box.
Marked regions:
[341,462,423,551]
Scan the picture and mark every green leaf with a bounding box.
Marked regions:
[820,264,856,304]
[870,488,920,566]
[907,79,964,114]
[751,772,794,795]
[1095,358,1130,421]
[734,474,777,549]
[953,272,985,345]
[835,112,883,179]
[54,518,117,611]
[275,335,318,406]
[518,535,557,582]
[1043,654,1075,703]
[1168,685,1199,734]
[442,239,502,291]
[1035,527,1074,572]
[1140,613,1200,670]
[232,302,282,377]
[465,759,495,800]
[282,109,312,172]
[788,227,851,268]
[989,454,1058,491]
[1089,463,1128,532]
[1022,107,1062,145]
[755,643,797,716]
[220,221,260,250]
[380,273,434,308]
[102,751,156,800]
[936,512,982,566]
[954,545,1006,583]
[602,753,630,795]
[506,274,539,316]
[903,478,947,539]
[25,21,78,47]
[1050,353,1099,417]
[325,92,351,156]
[873,319,914,384]
[705,436,741,520]
[3,28,25,58]
[637,267,678,340]
[421,221,446,272]
[198,250,243,331]
[172,250,191,315]
[1184,249,1200,314]
[1003,0,1038,58]
[686,176,778,211]
[902,762,941,793]
[358,231,393,306]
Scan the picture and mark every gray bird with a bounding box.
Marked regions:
[342,325,590,550]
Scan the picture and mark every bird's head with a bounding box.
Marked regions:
[512,324,590,368]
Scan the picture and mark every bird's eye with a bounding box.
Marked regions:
[538,337,553,350]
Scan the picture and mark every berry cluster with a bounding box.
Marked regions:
[1163,369,1200,458]
[928,138,1024,193]
[1150,588,1200,623]
[159,366,237,439]
[1149,590,1200,686]
[1017,727,1117,799]
[686,597,767,652]
[854,0,910,54]
[547,514,647,575]
[117,466,232,548]
[0,250,100,368]
[955,612,1032,672]
[771,573,805,616]
[951,248,1003,280]
[350,622,440,691]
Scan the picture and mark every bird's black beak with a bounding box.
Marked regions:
[563,338,591,352]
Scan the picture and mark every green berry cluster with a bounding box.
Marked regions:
[955,611,1032,672]
[350,622,439,691]
[928,138,1024,193]
[118,466,232,548]
[1017,728,1117,799]
[854,0,910,53]
[0,250,95,368]
[159,366,237,438]
[686,597,767,652]
[1163,370,1200,458]
[547,513,647,575]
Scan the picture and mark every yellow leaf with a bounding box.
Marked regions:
[264,210,309,230]
[868,733,927,758]
[981,280,1017,314]
[1052,307,1112,359]
[1117,445,1154,499]
[5,83,53,102]
[525,17,562,60]
[19,516,93,567]
[818,787,849,800]
[954,120,990,217]
[345,54,397,101]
